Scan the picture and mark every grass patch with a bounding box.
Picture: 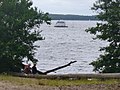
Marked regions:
[0,74,119,86]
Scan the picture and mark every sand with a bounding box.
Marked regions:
[0,81,120,90]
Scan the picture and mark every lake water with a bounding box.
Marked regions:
[34,20,107,74]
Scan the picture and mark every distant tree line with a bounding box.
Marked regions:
[49,14,98,20]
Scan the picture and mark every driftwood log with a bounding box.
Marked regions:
[42,61,77,75]
[22,61,77,75]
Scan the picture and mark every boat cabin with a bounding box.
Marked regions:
[54,20,68,27]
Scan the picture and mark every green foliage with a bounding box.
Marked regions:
[0,0,51,73]
[86,0,120,73]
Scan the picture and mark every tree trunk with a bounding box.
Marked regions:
[42,61,77,75]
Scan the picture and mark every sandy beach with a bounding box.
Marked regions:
[0,81,120,90]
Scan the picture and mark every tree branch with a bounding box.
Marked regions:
[43,61,77,74]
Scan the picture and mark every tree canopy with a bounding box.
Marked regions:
[0,0,50,73]
[86,0,120,73]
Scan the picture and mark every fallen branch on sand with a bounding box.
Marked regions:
[19,60,77,75]
[43,61,77,75]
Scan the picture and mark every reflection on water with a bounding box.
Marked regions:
[34,20,107,74]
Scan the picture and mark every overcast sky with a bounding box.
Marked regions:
[32,0,97,15]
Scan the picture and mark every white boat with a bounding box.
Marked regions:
[54,20,68,27]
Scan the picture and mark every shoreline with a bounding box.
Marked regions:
[12,73,120,79]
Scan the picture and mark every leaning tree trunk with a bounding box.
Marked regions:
[42,61,77,75]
